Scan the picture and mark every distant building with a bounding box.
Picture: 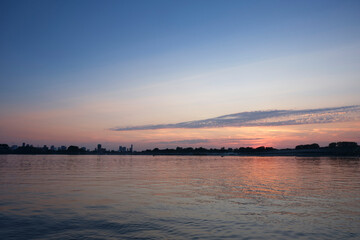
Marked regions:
[60,146,67,151]
[97,144,106,154]
[119,146,126,152]
[118,145,133,153]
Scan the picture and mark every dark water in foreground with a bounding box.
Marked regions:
[0,155,359,240]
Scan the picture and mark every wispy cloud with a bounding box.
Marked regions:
[155,138,263,146]
[111,105,360,131]
[157,139,210,145]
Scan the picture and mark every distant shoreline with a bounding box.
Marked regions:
[1,151,359,158]
[1,142,359,157]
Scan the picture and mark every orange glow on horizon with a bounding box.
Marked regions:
[1,107,359,150]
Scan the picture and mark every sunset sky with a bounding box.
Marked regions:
[1,0,360,150]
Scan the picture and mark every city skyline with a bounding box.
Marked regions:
[2,142,135,153]
[1,0,360,150]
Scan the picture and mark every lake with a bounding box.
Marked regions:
[0,155,359,239]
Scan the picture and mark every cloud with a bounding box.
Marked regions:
[157,139,210,145]
[218,138,264,142]
[155,138,264,145]
[111,105,360,131]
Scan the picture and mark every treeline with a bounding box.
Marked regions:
[142,146,276,155]
[295,142,359,150]
[142,142,359,156]
[293,142,359,156]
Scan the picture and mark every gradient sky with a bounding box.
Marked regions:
[1,0,360,150]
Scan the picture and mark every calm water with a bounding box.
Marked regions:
[0,155,359,240]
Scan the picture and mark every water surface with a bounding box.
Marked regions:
[0,155,359,239]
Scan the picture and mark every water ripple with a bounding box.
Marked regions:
[0,155,359,239]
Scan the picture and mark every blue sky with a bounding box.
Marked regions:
[0,0,360,149]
